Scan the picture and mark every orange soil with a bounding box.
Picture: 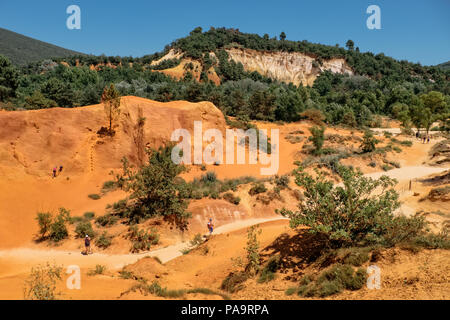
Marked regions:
[0,97,448,300]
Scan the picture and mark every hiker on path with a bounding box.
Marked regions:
[427,136,430,144]
[59,165,63,174]
[85,234,92,255]
[207,218,214,236]
[52,167,57,178]
[415,131,419,139]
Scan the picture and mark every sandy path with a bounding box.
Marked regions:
[0,217,287,278]
[363,166,448,181]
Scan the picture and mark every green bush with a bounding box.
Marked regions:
[102,180,117,192]
[95,231,113,249]
[95,214,118,227]
[83,212,95,220]
[294,264,367,297]
[88,194,101,200]
[220,271,248,293]
[75,221,95,239]
[258,255,280,283]
[190,233,203,246]
[49,212,69,243]
[279,165,402,248]
[88,265,106,276]
[222,192,241,205]
[249,182,267,196]
[309,125,325,155]
[360,130,378,153]
[274,175,290,188]
[128,226,159,253]
[35,212,52,239]
[201,171,217,183]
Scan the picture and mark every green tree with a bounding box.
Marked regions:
[309,126,325,155]
[279,166,401,248]
[101,83,121,134]
[279,32,286,41]
[117,146,191,228]
[35,212,53,239]
[25,91,57,109]
[360,130,378,153]
[345,40,355,51]
[0,55,18,101]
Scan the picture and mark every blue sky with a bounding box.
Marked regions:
[0,0,448,65]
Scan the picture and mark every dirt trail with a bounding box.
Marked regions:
[364,166,448,181]
[0,217,287,279]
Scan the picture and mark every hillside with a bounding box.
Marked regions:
[0,27,83,65]
[438,61,450,71]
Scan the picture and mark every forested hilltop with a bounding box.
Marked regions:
[0,27,448,131]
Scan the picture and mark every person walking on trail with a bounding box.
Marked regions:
[59,165,63,174]
[207,218,214,236]
[84,234,92,255]
[415,131,419,140]
[52,167,57,178]
[427,136,430,144]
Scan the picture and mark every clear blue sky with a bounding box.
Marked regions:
[0,0,449,66]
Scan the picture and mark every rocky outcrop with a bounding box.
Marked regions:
[224,48,353,86]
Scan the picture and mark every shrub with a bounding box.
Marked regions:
[279,165,401,248]
[295,264,367,298]
[190,233,203,247]
[223,192,241,205]
[382,164,393,171]
[127,226,159,253]
[75,221,95,239]
[341,248,371,266]
[309,125,325,155]
[102,180,116,192]
[23,263,63,300]
[95,231,113,249]
[258,255,280,283]
[83,212,95,220]
[369,161,376,167]
[88,265,106,276]
[119,270,135,279]
[249,182,267,196]
[49,212,69,243]
[95,214,118,227]
[245,225,261,275]
[220,271,248,293]
[35,212,52,239]
[201,171,217,183]
[274,175,290,188]
[360,130,378,153]
[88,194,101,200]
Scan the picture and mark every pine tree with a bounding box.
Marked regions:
[101,83,121,135]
